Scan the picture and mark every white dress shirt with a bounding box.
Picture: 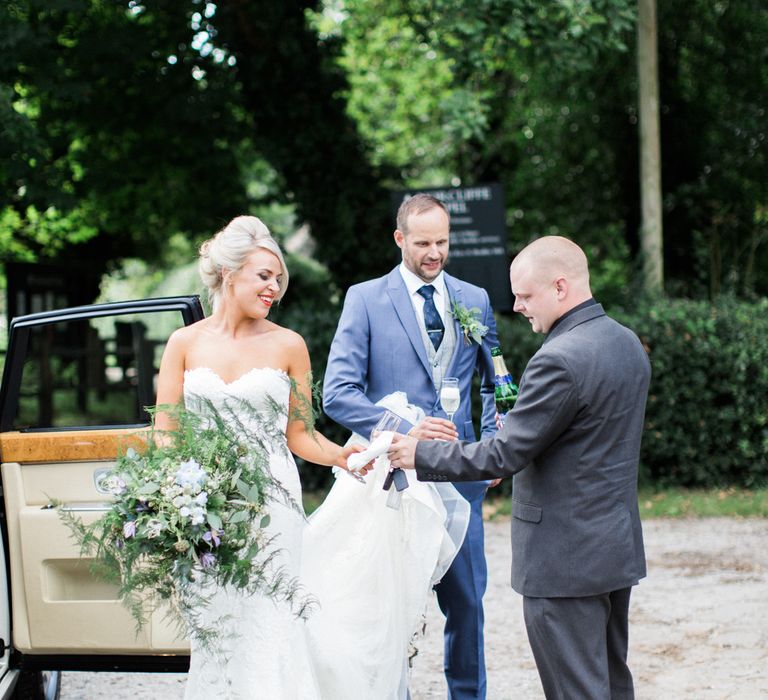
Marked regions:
[398,263,448,327]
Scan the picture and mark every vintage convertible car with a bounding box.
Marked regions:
[0,296,204,699]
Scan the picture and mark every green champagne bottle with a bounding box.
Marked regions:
[491,346,519,425]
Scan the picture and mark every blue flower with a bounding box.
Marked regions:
[202,529,222,547]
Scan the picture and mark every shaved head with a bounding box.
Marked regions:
[509,236,593,333]
[511,236,590,293]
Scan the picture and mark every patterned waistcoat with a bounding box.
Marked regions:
[416,293,457,393]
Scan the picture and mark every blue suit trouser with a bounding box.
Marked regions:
[434,481,488,700]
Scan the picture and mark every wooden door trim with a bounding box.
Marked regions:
[0,428,150,463]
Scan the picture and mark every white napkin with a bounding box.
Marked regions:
[346,430,395,472]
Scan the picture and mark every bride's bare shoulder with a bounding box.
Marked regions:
[268,323,308,352]
[166,318,212,350]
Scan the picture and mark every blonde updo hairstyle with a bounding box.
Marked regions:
[199,215,289,311]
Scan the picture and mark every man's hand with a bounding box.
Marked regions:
[387,433,418,470]
[408,416,458,441]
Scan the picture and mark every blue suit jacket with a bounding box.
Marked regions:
[323,267,499,448]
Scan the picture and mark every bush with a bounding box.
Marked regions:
[493,296,768,492]
[617,296,768,488]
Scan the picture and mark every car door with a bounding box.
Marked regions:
[0,296,204,678]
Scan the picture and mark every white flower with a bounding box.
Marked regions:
[145,519,164,538]
[173,494,191,509]
[104,474,127,496]
[174,459,207,492]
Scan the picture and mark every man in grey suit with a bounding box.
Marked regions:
[389,236,651,699]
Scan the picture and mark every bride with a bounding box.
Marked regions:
[154,215,468,699]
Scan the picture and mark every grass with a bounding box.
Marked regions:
[482,487,768,520]
[636,487,768,518]
[302,490,326,516]
[305,487,768,520]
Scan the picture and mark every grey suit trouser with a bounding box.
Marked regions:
[523,587,635,700]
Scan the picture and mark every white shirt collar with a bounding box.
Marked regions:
[398,263,447,300]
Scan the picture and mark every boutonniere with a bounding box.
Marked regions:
[451,301,489,346]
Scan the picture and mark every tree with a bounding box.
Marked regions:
[637,0,663,293]
[0,0,252,270]
[656,0,768,297]
[333,0,768,299]
[0,0,393,288]
[330,0,640,304]
[2,1,765,299]
[210,0,395,287]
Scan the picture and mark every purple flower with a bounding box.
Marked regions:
[123,520,137,538]
[135,502,149,513]
[202,529,222,547]
[200,552,216,568]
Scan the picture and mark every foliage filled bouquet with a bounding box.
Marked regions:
[60,397,312,648]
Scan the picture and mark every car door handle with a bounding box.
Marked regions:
[55,502,112,512]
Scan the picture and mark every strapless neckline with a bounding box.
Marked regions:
[184,366,289,387]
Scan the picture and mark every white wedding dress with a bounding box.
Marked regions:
[183,368,468,700]
[183,366,320,699]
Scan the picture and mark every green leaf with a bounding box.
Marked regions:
[236,479,250,499]
[246,483,261,504]
[137,482,159,495]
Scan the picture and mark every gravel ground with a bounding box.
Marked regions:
[60,517,768,699]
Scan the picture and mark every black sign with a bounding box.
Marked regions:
[391,183,512,312]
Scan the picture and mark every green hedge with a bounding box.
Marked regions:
[618,297,768,488]
[497,297,768,489]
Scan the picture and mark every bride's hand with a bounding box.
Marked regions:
[338,444,374,476]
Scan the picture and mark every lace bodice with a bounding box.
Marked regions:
[183,366,291,436]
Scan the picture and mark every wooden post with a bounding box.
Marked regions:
[637,0,664,293]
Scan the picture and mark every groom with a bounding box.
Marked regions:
[323,193,500,699]
[388,236,651,699]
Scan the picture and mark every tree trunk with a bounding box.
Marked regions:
[637,0,664,293]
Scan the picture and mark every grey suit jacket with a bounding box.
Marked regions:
[415,303,650,597]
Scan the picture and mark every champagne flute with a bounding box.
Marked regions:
[440,377,461,423]
[347,412,400,484]
[371,410,406,509]
[370,410,402,442]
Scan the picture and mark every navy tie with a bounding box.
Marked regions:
[418,285,444,350]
